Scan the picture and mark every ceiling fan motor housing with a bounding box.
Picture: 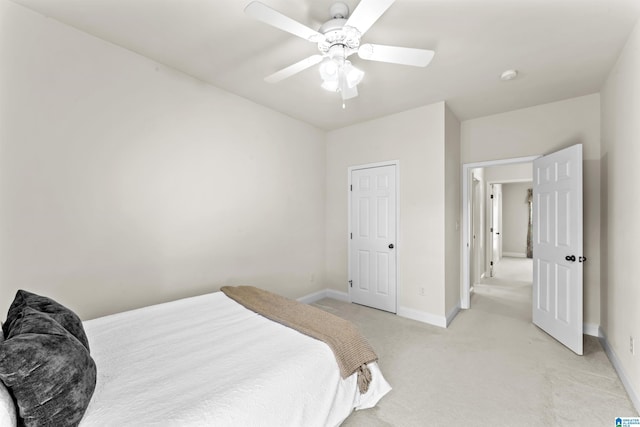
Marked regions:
[318,21,360,57]
[317,2,361,57]
[329,2,349,19]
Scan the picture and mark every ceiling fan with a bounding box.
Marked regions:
[245,0,435,104]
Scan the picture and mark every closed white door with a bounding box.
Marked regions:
[349,164,397,313]
[533,144,584,355]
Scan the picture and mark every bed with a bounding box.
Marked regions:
[0,288,391,426]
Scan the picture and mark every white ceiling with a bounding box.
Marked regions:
[12,0,640,130]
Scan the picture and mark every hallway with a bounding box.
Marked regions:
[473,256,533,322]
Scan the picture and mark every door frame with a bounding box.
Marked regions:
[461,155,540,309]
[348,160,400,310]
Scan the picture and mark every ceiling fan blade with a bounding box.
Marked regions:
[358,43,435,67]
[264,55,324,83]
[245,1,325,43]
[345,0,395,35]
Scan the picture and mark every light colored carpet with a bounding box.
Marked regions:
[315,257,638,426]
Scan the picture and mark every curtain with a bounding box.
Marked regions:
[526,188,533,258]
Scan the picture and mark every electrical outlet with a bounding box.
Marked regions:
[631,336,635,355]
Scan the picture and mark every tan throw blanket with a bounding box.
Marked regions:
[220,286,378,393]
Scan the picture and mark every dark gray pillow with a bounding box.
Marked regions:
[3,290,90,351]
[0,308,96,427]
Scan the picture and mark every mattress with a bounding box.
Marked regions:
[80,292,391,426]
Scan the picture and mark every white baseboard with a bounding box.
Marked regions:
[502,252,526,258]
[446,303,461,327]
[326,289,350,302]
[302,291,602,335]
[297,290,327,304]
[297,288,349,304]
[599,327,640,414]
[302,289,455,329]
[397,306,447,328]
[583,323,600,338]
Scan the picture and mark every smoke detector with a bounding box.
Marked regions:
[500,69,518,81]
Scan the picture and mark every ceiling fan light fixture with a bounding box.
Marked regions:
[319,58,339,80]
[321,79,340,92]
[341,83,358,101]
[343,61,364,88]
[319,58,364,93]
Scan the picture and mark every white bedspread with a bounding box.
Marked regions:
[81,292,391,426]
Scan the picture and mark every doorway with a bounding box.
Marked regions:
[462,145,585,355]
[462,156,538,309]
[488,180,534,277]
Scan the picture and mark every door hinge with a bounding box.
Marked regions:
[490,227,493,233]
[350,233,352,239]
[350,185,352,191]
[490,194,494,199]
[349,280,353,288]
[490,261,493,266]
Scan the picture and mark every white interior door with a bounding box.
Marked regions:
[532,144,584,355]
[471,178,481,286]
[496,186,503,260]
[349,164,397,313]
[490,184,502,277]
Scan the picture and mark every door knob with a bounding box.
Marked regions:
[565,255,576,262]
[389,244,394,249]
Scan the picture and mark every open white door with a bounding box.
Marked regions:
[349,164,397,313]
[489,184,502,277]
[533,144,584,355]
[471,178,482,286]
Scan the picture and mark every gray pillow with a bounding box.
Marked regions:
[3,290,90,351]
[0,308,96,427]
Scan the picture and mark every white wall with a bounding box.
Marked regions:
[484,163,533,183]
[461,94,601,328]
[601,18,640,410]
[501,182,531,257]
[0,1,461,329]
[325,102,450,320]
[0,1,326,320]
[444,106,461,317]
